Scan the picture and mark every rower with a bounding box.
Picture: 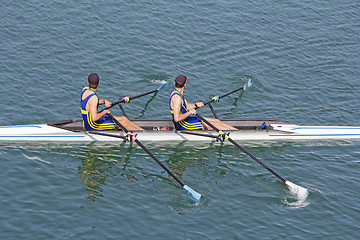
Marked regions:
[80,73,143,131]
[169,75,237,131]
[169,75,204,130]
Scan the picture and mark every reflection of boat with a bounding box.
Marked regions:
[1,118,360,142]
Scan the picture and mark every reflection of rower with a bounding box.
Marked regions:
[80,73,143,131]
[78,151,107,201]
[169,75,237,131]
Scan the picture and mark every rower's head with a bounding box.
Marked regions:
[88,73,99,88]
[175,75,187,88]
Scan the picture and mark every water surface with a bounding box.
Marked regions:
[1,0,360,239]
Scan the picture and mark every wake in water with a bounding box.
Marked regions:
[23,154,52,164]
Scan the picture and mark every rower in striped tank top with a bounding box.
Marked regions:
[80,73,116,131]
[169,75,205,130]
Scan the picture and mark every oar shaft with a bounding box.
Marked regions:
[208,103,219,119]
[100,81,167,112]
[201,87,243,107]
[110,89,158,106]
[180,131,218,139]
[196,113,286,183]
[219,86,244,99]
[107,113,185,187]
[200,79,252,108]
[129,89,158,100]
[134,139,184,187]
[227,138,286,182]
[88,131,126,140]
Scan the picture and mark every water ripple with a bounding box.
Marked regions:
[2,0,360,239]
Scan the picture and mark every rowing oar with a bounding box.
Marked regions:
[193,79,308,198]
[100,81,168,112]
[194,116,308,199]
[107,113,201,201]
[201,79,253,106]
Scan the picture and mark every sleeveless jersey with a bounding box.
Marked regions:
[80,88,115,131]
[169,92,202,130]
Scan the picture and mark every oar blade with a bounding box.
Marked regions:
[285,181,308,200]
[183,185,201,201]
[243,78,253,91]
[157,81,168,92]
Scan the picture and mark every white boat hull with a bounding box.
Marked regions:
[1,120,360,142]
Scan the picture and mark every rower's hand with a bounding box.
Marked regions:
[104,109,111,115]
[105,100,112,108]
[195,102,204,108]
[189,109,196,115]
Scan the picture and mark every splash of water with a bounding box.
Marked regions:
[150,79,167,84]
[284,181,309,208]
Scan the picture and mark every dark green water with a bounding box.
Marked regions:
[1,0,360,239]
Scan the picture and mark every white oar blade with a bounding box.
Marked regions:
[285,181,308,200]
[243,78,253,90]
[183,185,201,201]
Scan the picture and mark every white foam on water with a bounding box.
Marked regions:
[283,197,310,208]
[23,154,52,164]
[150,79,167,84]
[284,181,309,208]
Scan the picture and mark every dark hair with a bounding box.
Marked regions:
[88,73,99,87]
[175,75,187,88]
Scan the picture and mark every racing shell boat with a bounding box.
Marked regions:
[1,118,360,142]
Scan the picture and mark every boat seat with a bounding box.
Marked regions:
[114,116,144,131]
[202,117,238,130]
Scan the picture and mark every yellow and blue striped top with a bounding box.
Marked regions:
[169,91,202,130]
[80,88,115,131]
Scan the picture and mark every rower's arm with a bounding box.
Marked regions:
[97,98,112,108]
[186,101,196,110]
[171,95,195,122]
[186,100,204,110]
[88,96,109,122]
